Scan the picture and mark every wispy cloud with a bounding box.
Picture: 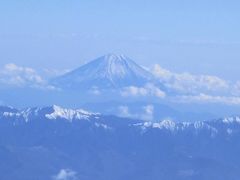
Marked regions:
[232,81,240,96]
[43,68,70,78]
[134,36,240,47]
[121,83,165,98]
[88,86,101,95]
[52,169,78,180]
[174,94,240,105]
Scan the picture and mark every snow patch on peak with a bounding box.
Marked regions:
[45,105,99,121]
[98,54,141,79]
[21,108,32,122]
[103,53,128,62]
[141,119,176,131]
[94,122,112,130]
[222,116,240,124]
[135,119,220,136]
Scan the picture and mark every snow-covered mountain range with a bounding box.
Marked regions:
[1,105,240,180]
[1,105,240,135]
[1,105,99,122]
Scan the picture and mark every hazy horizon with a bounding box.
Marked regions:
[1,0,240,81]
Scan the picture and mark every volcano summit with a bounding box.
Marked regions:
[52,54,154,90]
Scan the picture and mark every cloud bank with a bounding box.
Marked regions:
[152,64,229,94]
[152,64,240,105]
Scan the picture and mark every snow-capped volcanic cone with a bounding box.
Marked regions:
[52,54,154,90]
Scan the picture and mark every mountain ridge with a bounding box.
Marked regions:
[1,105,239,133]
[1,105,240,180]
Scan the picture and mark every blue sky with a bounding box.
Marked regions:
[0,0,240,80]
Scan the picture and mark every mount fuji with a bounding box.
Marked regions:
[52,54,155,90]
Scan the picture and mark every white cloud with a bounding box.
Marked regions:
[43,68,70,78]
[232,81,240,96]
[152,64,172,81]
[175,93,240,105]
[0,63,57,90]
[141,105,154,121]
[121,83,165,98]
[53,169,78,180]
[151,64,240,105]
[118,106,131,117]
[118,104,155,121]
[152,64,229,94]
[88,86,101,95]
[0,63,44,86]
